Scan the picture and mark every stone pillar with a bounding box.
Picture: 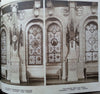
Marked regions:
[62,26,68,80]
[10,3,20,84]
[78,58,85,79]
[19,26,27,82]
[67,2,78,82]
[20,50,27,82]
[78,24,85,79]
[7,32,11,80]
[67,41,78,81]
[11,54,20,83]
[62,61,67,80]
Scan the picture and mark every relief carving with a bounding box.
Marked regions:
[46,0,54,16]
[18,11,25,20]
[75,6,83,16]
[7,13,13,22]
[11,3,18,13]
[66,20,79,48]
[10,24,19,51]
[34,0,41,17]
[63,7,70,16]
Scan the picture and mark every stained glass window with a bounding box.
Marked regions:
[85,22,98,62]
[28,25,43,65]
[1,30,7,64]
[47,23,62,63]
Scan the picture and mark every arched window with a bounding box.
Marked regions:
[1,30,7,64]
[47,23,62,63]
[85,22,98,63]
[28,25,43,65]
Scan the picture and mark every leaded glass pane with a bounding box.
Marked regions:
[47,23,62,63]
[1,31,7,64]
[85,22,98,62]
[28,25,43,65]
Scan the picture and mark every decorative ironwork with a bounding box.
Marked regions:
[47,23,62,63]
[1,30,7,64]
[28,25,43,65]
[85,22,98,62]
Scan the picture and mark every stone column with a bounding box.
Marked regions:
[67,2,78,82]
[11,54,20,83]
[10,3,20,84]
[7,31,11,80]
[62,26,68,80]
[19,25,27,82]
[78,24,85,79]
[62,61,67,80]
[67,41,78,81]
[20,47,27,82]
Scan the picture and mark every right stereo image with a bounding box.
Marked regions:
[45,0,98,85]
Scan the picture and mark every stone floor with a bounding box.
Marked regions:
[1,79,44,86]
[1,78,100,94]
[46,77,98,85]
[1,77,98,86]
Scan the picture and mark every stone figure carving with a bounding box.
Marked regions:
[66,20,79,48]
[66,19,79,82]
[75,6,83,16]
[10,24,24,51]
[10,24,19,52]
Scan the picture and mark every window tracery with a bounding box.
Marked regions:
[47,23,62,63]
[85,22,98,62]
[1,30,7,64]
[28,25,43,65]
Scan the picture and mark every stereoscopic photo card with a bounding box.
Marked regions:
[0,0,100,94]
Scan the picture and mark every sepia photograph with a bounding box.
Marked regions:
[45,0,98,85]
[0,0,100,94]
[1,0,44,86]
